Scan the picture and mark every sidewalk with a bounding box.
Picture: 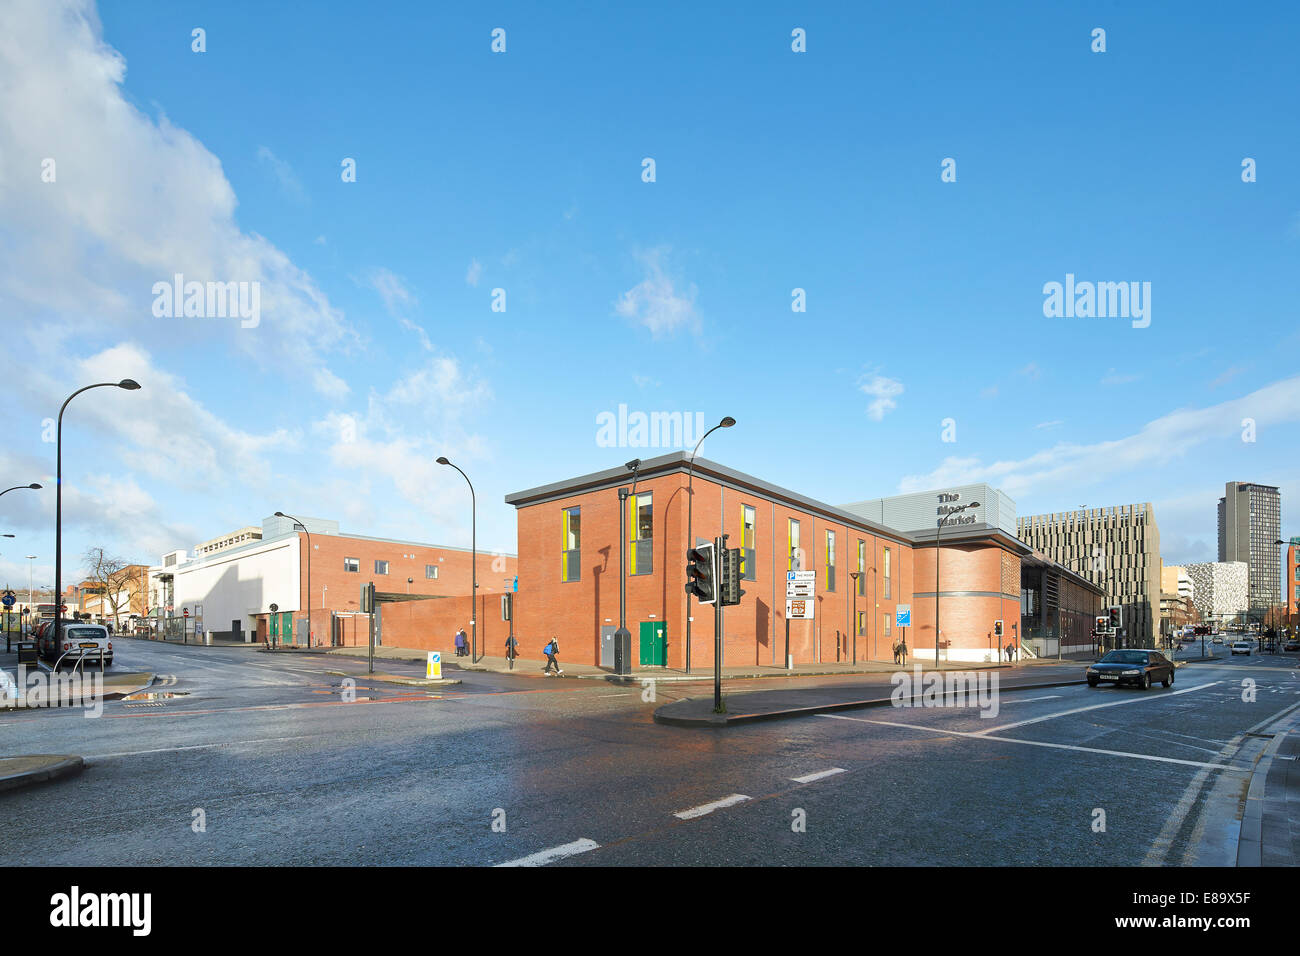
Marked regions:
[1237,708,1300,866]
[654,662,1093,727]
[0,755,84,793]
[317,645,1037,683]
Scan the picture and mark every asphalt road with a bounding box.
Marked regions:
[1,638,1297,866]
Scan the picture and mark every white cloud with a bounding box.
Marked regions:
[368,267,433,351]
[0,0,352,394]
[256,146,305,201]
[898,375,1300,497]
[1101,368,1139,386]
[614,248,700,337]
[859,374,904,421]
[466,259,483,287]
[1034,420,1064,430]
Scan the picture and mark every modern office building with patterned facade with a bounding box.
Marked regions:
[1016,503,1161,645]
[1217,481,1281,613]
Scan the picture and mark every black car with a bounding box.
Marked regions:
[1086,649,1174,689]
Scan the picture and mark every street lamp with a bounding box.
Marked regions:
[0,483,41,499]
[934,501,979,670]
[437,457,477,662]
[685,416,735,674]
[53,379,140,648]
[275,512,313,647]
[616,459,642,675]
[849,571,860,664]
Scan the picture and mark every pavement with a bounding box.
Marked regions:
[0,755,84,792]
[653,663,1092,726]
[1237,706,1300,867]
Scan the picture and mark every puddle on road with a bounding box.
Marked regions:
[121,691,190,701]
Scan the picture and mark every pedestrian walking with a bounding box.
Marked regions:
[504,634,518,670]
[454,627,467,658]
[898,639,907,665]
[542,636,563,675]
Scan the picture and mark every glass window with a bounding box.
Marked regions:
[374,560,389,575]
[884,612,891,636]
[740,504,756,581]
[630,493,653,576]
[788,519,801,570]
[425,565,438,579]
[562,507,581,583]
[883,547,892,599]
[825,530,836,592]
[344,557,359,573]
[856,611,865,636]
[857,540,866,595]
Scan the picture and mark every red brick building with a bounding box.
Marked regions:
[502,453,1031,668]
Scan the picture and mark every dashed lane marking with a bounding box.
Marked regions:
[495,838,601,867]
[817,713,1248,772]
[974,681,1221,735]
[673,794,751,820]
[790,768,846,784]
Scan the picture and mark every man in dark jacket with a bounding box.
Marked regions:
[542,637,563,675]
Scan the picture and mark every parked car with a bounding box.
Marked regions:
[1212,636,1224,645]
[38,622,112,668]
[1086,649,1175,689]
[1285,640,1300,652]
[1230,640,1252,656]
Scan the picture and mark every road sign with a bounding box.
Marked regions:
[786,598,814,620]
[896,604,911,627]
[427,651,441,680]
[183,608,190,618]
[1,593,14,608]
[785,569,815,598]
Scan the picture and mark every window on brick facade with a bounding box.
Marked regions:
[374,560,389,575]
[788,519,801,570]
[740,504,756,581]
[857,540,866,596]
[630,492,653,576]
[344,557,359,573]
[825,530,836,592]
[562,507,581,583]
[425,565,438,579]
[883,547,892,599]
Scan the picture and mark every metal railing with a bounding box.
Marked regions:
[51,646,106,674]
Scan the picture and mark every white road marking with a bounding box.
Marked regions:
[791,768,846,784]
[673,794,751,819]
[495,838,600,867]
[976,681,1221,735]
[87,733,326,759]
[817,714,1246,772]
[598,693,632,698]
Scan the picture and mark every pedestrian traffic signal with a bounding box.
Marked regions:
[1107,606,1122,630]
[685,543,716,605]
[719,547,745,606]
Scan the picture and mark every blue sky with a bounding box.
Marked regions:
[1,0,1298,592]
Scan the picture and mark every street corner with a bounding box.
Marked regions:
[0,754,85,793]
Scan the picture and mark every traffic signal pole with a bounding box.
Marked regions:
[714,534,724,712]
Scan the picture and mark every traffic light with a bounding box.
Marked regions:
[993,619,1004,638]
[719,547,745,606]
[685,543,716,605]
[1095,615,1108,634]
[1107,606,1122,630]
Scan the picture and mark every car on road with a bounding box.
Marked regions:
[38,622,112,668]
[1212,636,1224,644]
[1286,640,1300,652]
[1086,649,1175,689]
[1230,640,1252,656]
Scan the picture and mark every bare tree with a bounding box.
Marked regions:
[82,547,137,629]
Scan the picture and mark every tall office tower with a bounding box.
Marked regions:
[1218,481,1281,613]
[1017,503,1161,645]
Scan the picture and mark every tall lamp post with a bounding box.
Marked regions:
[0,483,41,500]
[685,416,735,674]
[616,459,642,675]
[275,512,313,647]
[437,457,477,662]
[934,500,979,670]
[53,380,140,648]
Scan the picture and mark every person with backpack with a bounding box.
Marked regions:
[504,634,518,670]
[542,636,563,676]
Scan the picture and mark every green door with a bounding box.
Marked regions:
[639,621,666,666]
[282,612,294,646]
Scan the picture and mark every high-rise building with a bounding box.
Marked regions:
[1217,481,1281,613]
[1017,503,1161,645]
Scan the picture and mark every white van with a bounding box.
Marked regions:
[1230,640,1252,656]
[39,622,113,668]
